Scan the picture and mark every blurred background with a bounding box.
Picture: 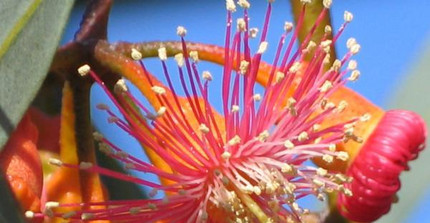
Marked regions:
[61,1,430,222]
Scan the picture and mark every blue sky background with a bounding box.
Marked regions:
[61,1,430,222]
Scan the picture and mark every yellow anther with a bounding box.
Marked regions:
[131,48,142,60]
[199,123,210,133]
[77,64,90,76]
[176,26,187,37]
[158,47,167,61]
[257,41,268,54]
[151,86,166,95]
[284,22,293,32]
[298,131,309,142]
[284,140,294,149]
[174,53,185,67]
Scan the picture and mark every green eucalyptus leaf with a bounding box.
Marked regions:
[0,171,26,223]
[378,40,430,223]
[0,0,75,149]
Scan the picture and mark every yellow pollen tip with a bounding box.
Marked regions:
[77,64,90,76]
[345,127,354,136]
[284,140,294,149]
[281,163,293,173]
[179,189,188,197]
[316,168,328,176]
[320,40,332,49]
[81,213,94,220]
[176,26,187,37]
[348,60,358,70]
[350,43,361,54]
[323,0,332,8]
[129,207,142,215]
[237,18,246,32]
[322,154,334,163]
[226,0,236,12]
[199,123,210,133]
[324,25,332,34]
[62,211,77,219]
[343,188,353,197]
[360,113,371,122]
[98,143,112,154]
[231,105,240,113]
[323,54,331,64]
[239,60,250,74]
[337,151,349,161]
[158,47,167,61]
[93,132,104,141]
[257,41,268,54]
[151,86,166,95]
[335,173,349,182]
[320,80,333,93]
[292,202,301,212]
[344,11,354,22]
[79,162,93,169]
[48,158,63,166]
[238,0,250,9]
[45,201,60,209]
[346,38,357,49]
[289,62,301,73]
[148,203,157,210]
[157,106,167,116]
[200,210,209,220]
[312,124,321,131]
[287,97,296,107]
[253,186,262,195]
[228,135,241,146]
[257,130,270,142]
[131,48,142,60]
[298,131,309,142]
[25,211,35,219]
[337,100,348,112]
[189,51,199,62]
[174,53,184,67]
[222,176,230,185]
[253,94,262,101]
[275,71,285,83]
[348,70,360,81]
[317,193,325,201]
[313,179,325,187]
[284,22,293,32]
[125,163,135,169]
[221,151,232,160]
[114,78,128,94]
[249,28,259,38]
[202,70,213,81]
[96,103,109,110]
[108,116,119,123]
[116,151,129,158]
[328,144,336,152]
[300,0,312,4]
[332,59,342,72]
[304,41,316,53]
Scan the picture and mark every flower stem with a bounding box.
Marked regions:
[290,0,336,65]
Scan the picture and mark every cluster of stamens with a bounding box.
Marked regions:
[25,0,370,222]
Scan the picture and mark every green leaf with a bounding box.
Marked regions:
[0,171,26,223]
[378,40,430,223]
[0,0,75,149]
